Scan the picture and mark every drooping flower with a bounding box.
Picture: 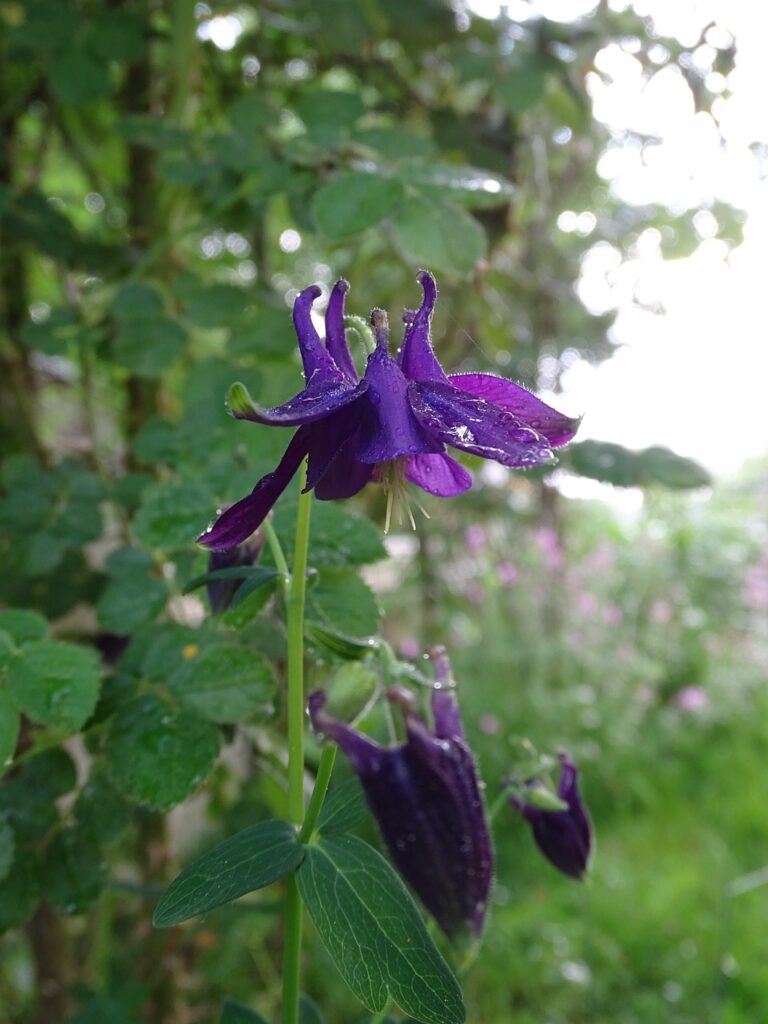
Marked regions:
[205,538,262,613]
[308,647,493,940]
[199,271,579,550]
[510,753,593,880]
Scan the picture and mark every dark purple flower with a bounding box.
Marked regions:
[199,271,579,550]
[308,647,493,941]
[511,753,593,880]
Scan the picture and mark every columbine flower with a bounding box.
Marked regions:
[510,753,593,880]
[199,271,579,550]
[205,538,261,613]
[308,647,493,940]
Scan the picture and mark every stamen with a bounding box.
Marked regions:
[378,458,431,534]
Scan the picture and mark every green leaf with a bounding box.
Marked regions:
[113,318,186,377]
[5,641,101,732]
[75,772,133,845]
[133,417,185,465]
[183,566,279,596]
[495,66,548,114]
[393,160,515,209]
[0,855,40,931]
[317,778,370,836]
[220,1000,269,1024]
[275,501,386,569]
[637,446,712,489]
[299,994,324,1024]
[45,826,105,914]
[49,50,112,104]
[565,441,712,490]
[133,481,214,549]
[168,644,275,723]
[307,570,381,640]
[297,835,464,1023]
[183,284,251,329]
[112,282,165,321]
[107,695,220,812]
[305,624,377,662]
[0,689,20,767]
[97,547,170,633]
[87,10,146,62]
[154,819,304,927]
[394,196,486,277]
[0,608,48,645]
[312,173,404,240]
[0,818,14,881]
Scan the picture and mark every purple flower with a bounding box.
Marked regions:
[308,647,493,940]
[511,753,593,880]
[205,539,262,613]
[198,272,579,549]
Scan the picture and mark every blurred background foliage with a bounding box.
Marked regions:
[0,0,766,1022]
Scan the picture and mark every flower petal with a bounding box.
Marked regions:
[358,344,442,463]
[197,429,310,550]
[398,270,449,383]
[304,407,373,499]
[324,279,358,382]
[404,453,472,497]
[409,380,555,468]
[308,691,385,775]
[227,378,368,427]
[450,372,580,446]
[292,284,347,385]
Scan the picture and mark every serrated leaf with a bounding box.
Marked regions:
[5,641,101,732]
[307,570,381,640]
[275,501,386,569]
[394,196,486,277]
[134,481,214,549]
[297,835,464,1024]
[0,855,40,931]
[393,160,515,209]
[184,284,251,329]
[107,695,219,812]
[0,818,14,881]
[112,282,165,321]
[317,778,370,836]
[45,826,105,914]
[75,772,133,844]
[113,318,186,377]
[154,819,304,927]
[220,1000,269,1024]
[97,572,168,634]
[0,689,20,767]
[168,644,275,723]
[0,609,49,645]
[312,173,403,240]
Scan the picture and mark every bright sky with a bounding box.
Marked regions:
[472,0,768,477]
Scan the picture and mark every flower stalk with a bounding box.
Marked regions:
[281,464,313,1024]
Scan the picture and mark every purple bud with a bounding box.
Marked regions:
[308,647,493,940]
[205,537,263,613]
[511,753,593,880]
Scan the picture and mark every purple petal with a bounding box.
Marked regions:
[292,285,347,386]
[398,270,449,384]
[325,279,358,382]
[358,343,442,464]
[404,453,472,497]
[408,380,556,468]
[450,373,580,446]
[197,429,310,550]
[304,406,373,499]
[557,753,592,859]
[227,378,368,427]
[429,649,464,740]
[308,691,385,775]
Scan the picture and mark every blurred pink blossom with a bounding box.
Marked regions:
[398,637,421,659]
[675,685,709,711]
[534,527,564,570]
[465,582,486,606]
[479,713,500,736]
[497,561,519,586]
[650,599,673,624]
[575,591,598,616]
[464,525,487,555]
[602,603,623,626]
[743,564,768,610]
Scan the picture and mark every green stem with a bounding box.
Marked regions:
[262,517,290,579]
[281,465,313,1024]
[299,745,337,843]
[369,1000,393,1024]
[487,784,512,825]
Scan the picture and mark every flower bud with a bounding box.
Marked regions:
[308,647,493,940]
[511,753,593,879]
